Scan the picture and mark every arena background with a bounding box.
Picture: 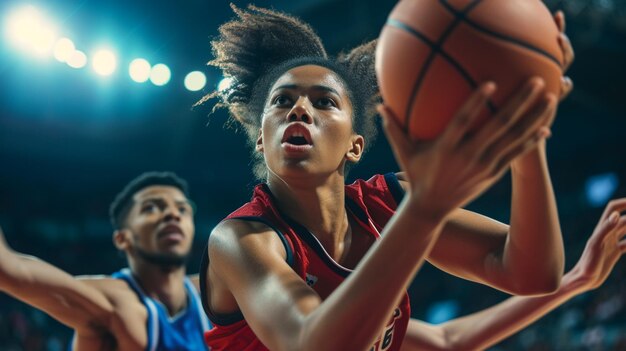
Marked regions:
[0,0,624,350]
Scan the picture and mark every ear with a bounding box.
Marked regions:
[113,229,131,251]
[345,134,365,163]
[255,129,264,153]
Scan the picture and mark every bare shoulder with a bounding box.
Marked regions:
[188,274,200,292]
[208,219,287,264]
[205,219,292,316]
[76,276,144,311]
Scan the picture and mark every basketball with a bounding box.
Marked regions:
[375,0,564,140]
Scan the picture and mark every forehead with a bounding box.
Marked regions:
[131,185,187,204]
[271,65,348,95]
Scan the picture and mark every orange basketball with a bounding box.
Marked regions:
[375,0,564,140]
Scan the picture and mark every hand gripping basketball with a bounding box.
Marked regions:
[378,77,556,219]
[376,0,568,140]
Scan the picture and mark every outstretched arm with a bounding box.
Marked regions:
[401,199,626,351]
[494,12,575,293]
[0,227,114,333]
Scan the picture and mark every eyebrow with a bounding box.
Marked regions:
[272,84,340,96]
[139,197,196,213]
[140,197,192,206]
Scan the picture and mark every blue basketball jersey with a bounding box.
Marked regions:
[69,268,211,351]
[113,268,212,351]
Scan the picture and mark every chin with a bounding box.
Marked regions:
[136,246,190,268]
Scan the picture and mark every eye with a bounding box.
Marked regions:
[272,95,292,107]
[141,203,158,213]
[316,97,337,108]
[178,205,189,214]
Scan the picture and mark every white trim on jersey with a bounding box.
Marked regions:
[184,277,212,333]
[119,268,159,351]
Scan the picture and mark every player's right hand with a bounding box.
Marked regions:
[567,198,626,291]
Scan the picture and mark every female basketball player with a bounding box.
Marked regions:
[198,6,580,350]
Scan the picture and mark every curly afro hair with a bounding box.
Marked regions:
[198,5,380,179]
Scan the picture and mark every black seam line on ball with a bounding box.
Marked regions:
[385,18,497,127]
[386,0,496,134]
[402,0,489,131]
[439,0,563,68]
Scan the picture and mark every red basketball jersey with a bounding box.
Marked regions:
[201,173,410,351]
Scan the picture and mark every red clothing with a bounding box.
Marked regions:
[201,173,410,351]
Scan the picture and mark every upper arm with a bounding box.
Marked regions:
[208,220,321,351]
[0,252,114,332]
[429,209,510,288]
[396,173,513,291]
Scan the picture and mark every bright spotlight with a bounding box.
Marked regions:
[30,25,56,56]
[92,49,117,76]
[217,77,234,92]
[5,5,42,48]
[184,71,207,91]
[129,58,151,83]
[67,50,87,69]
[4,5,57,57]
[53,38,75,62]
[150,63,171,86]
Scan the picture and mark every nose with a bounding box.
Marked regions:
[163,204,181,222]
[287,96,313,124]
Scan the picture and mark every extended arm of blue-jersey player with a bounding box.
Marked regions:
[400,199,626,351]
[0,226,115,334]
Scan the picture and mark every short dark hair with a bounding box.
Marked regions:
[109,172,190,229]
[197,5,380,179]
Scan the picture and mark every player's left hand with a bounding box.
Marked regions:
[554,10,574,102]
[509,10,575,167]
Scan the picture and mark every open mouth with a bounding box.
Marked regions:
[286,135,309,145]
[282,124,313,146]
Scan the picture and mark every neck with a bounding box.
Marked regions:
[128,260,188,317]
[266,171,351,261]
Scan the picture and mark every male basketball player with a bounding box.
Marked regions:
[0,172,211,350]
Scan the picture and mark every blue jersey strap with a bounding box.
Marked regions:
[113,268,160,351]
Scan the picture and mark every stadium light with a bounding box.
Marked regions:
[92,49,117,76]
[217,77,234,92]
[129,58,151,83]
[67,50,87,69]
[150,63,171,86]
[184,71,207,91]
[53,37,75,63]
[4,5,57,57]
[30,25,56,57]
